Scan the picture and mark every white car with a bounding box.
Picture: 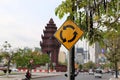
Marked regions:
[94,69,102,78]
[11,68,18,72]
[89,69,94,75]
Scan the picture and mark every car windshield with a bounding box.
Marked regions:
[89,69,93,72]
[96,70,102,73]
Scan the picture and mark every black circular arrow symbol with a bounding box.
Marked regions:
[60,31,66,43]
[60,25,78,43]
[68,31,77,42]
[63,25,75,30]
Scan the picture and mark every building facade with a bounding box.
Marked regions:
[76,39,103,64]
[58,51,66,64]
[75,48,84,64]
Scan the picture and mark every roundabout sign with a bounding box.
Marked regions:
[54,20,83,50]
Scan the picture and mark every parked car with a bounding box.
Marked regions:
[88,69,94,75]
[11,68,18,72]
[94,69,102,78]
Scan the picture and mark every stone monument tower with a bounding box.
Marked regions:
[40,18,61,66]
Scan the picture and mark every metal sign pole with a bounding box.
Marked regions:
[70,46,75,80]
[67,46,75,80]
[67,51,71,80]
[54,1,83,80]
[70,1,75,80]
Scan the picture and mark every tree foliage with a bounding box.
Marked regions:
[102,27,120,78]
[104,31,120,63]
[55,0,120,46]
[55,0,120,77]
[0,41,14,76]
[0,41,50,69]
[13,48,49,68]
[83,61,96,70]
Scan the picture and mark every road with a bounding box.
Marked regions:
[33,72,112,80]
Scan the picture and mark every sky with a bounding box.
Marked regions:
[0,0,68,50]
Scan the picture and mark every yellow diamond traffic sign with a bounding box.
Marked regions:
[54,19,83,50]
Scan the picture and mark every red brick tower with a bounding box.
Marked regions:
[40,18,61,66]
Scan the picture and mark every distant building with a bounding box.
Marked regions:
[76,39,104,64]
[98,53,107,65]
[89,42,100,63]
[58,51,66,64]
[75,48,84,64]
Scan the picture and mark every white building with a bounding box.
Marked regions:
[88,42,101,63]
[75,48,84,64]
[62,39,104,65]
[76,39,102,64]
[58,51,66,64]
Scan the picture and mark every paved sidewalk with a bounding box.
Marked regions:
[1,72,119,80]
[109,78,120,80]
[109,75,120,80]
[0,72,64,80]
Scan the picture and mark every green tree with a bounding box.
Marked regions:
[83,61,96,70]
[0,55,2,62]
[55,0,120,46]
[13,48,49,68]
[104,30,120,78]
[79,64,83,70]
[55,0,120,78]
[0,41,16,77]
